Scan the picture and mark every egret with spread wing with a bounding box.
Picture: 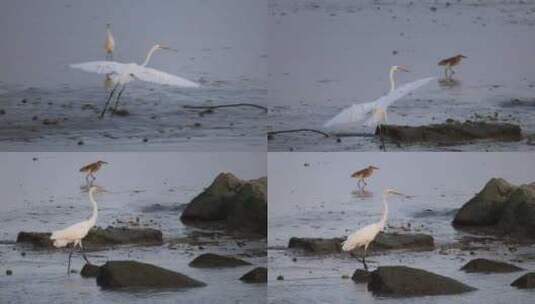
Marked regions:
[50,186,100,274]
[70,44,200,118]
[341,189,406,271]
[324,66,434,131]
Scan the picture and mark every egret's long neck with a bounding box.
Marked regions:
[88,189,98,227]
[379,195,389,230]
[141,45,159,67]
[389,68,396,92]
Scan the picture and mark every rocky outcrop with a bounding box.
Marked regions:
[80,263,101,278]
[189,253,251,268]
[180,173,267,236]
[240,267,267,283]
[16,226,163,249]
[368,266,476,296]
[288,232,434,255]
[453,179,535,239]
[511,273,535,289]
[379,121,522,144]
[352,269,371,283]
[460,258,522,273]
[96,260,206,289]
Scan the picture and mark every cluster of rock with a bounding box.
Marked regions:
[180,173,267,236]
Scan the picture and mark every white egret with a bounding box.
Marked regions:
[324,66,434,131]
[341,189,406,271]
[70,44,200,118]
[104,24,116,60]
[50,186,100,274]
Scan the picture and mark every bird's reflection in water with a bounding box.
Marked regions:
[351,189,374,199]
[438,78,461,88]
[80,183,106,193]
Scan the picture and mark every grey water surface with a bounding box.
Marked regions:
[0,0,267,151]
[267,0,535,151]
[268,152,535,303]
[0,152,266,304]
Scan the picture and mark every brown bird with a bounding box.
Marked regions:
[351,166,379,189]
[104,24,115,60]
[438,54,466,79]
[80,160,108,185]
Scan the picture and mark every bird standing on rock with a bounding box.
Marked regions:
[438,54,466,79]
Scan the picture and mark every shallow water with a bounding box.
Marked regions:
[267,0,535,151]
[0,152,266,304]
[268,152,535,303]
[0,0,267,151]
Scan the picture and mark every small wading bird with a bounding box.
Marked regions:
[351,165,379,189]
[324,66,434,131]
[50,186,100,274]
[104,24,115,60]
[342,189,406,271]
[80,160,108,185]
[70,44,200,118]
[438,54,466,80]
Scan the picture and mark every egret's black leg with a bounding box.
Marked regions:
[67,246,74,275]
[112,85,126,114]
[79,242,90,264]
[100,83,119,119]
[362,248,368,271]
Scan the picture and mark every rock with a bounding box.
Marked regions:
[460,258,523,273]
[16,226,163,249]
[288,232,434,255]
[240,267,267,283]
[80,263,101,278]
[511,272,535,289]
[277,275,284,280]
[453,179,535,239]
[379,121,522,144]
[96,260,206,289]
[180,173,267,236]
[368,266,476,296]
[189,253,251,268]
[352,269,371,283]
[6,270,12,275]
[453,178,516,225]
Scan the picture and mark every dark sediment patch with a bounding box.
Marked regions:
[80,263,101,278]
[352,269,371,283]
[189,253,251,268]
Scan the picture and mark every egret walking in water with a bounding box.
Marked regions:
[104,24,116,60]
[70,44,200,118]
[342,189,406,271]
[351,165,379,189]
[80,160,108,185]
[324,66,434,131]
[50,186,100,274]
[438,54,466,80]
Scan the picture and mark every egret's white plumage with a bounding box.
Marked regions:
[70,44,199,118]
[341,189,405,270]
[324,66,434,131]
[50,187,99,273]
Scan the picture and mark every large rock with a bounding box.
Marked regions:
[240,267,267,283]
[379,121,522,144]
[511,272,535,289]
[189,253,251,268]
[181,173,267,236]
[96,260,206,289]
[460,258,523,273]
[453,178,516,225]
[368,266,476,296]
[453,179,535,239]
[16,226,163,249]
[80,263,101,278]
[288,232,434,255]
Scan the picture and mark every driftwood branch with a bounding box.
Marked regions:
[267,128,330,139]
[183,103,268,112]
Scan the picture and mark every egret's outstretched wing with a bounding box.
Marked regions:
[374,77,435,109]
[323,102,377,128]
[132,66,200,88]
[69,61,126,75]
